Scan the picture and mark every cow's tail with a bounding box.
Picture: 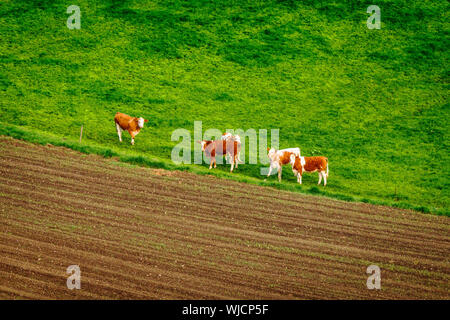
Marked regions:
[237,152,244,163]
[326,158,329,177]
[236,141,244,163]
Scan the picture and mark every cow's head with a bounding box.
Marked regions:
[289,154,297,165]
[267,148,277,162]
[267,147,276,156]
[137,117,147,128]
[196,140,208,151]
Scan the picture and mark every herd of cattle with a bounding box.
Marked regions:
[114,112,329,186]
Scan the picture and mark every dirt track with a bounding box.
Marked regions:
[0,136,448,299]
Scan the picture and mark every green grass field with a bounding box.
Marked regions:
[0,0,448,215]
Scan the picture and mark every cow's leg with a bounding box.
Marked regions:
[129,131,135,145]
[267,165,273,178]
[131,130,140,145]
[278,166,282,182]
[230,157,234,172]
[116,123,123,142]
[322,171,327,186]
[318,172,322,185]
[299,174,302,184]
[234,154,238,168]
[264,164,273,181]
[209,157,213,169]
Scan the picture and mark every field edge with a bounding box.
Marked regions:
[0,122,447,217]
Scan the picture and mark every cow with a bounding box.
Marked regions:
[197,139,241,172]
[290,154,329,186]
[221,132,242,163]
[266,147,301,182]
[114,112,148,145]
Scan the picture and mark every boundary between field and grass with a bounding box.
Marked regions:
[0,123,447,217]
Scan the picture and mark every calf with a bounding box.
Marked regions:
[114,112,148,145]
[266,147,301,182]
[290,154,328,186]
[198,139,241,172]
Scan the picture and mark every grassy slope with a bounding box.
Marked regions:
[0,0,448,213]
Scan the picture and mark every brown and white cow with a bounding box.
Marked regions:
[266,147,301,182]
[114,112,148,145]
[197,139,241,172]
[221,132,242,163]
[290,154,329,186]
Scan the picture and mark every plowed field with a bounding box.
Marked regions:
[0,136,448,299]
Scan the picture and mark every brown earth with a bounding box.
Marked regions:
[0,136,448,299]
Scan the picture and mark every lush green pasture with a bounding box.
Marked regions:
[0,0,448,214]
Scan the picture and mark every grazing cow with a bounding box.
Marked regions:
[197,139,241,172]
[114,112,148,145]
[290,154,329,186]
[266,147,301,182]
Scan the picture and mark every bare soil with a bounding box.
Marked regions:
[0,136,448,299]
